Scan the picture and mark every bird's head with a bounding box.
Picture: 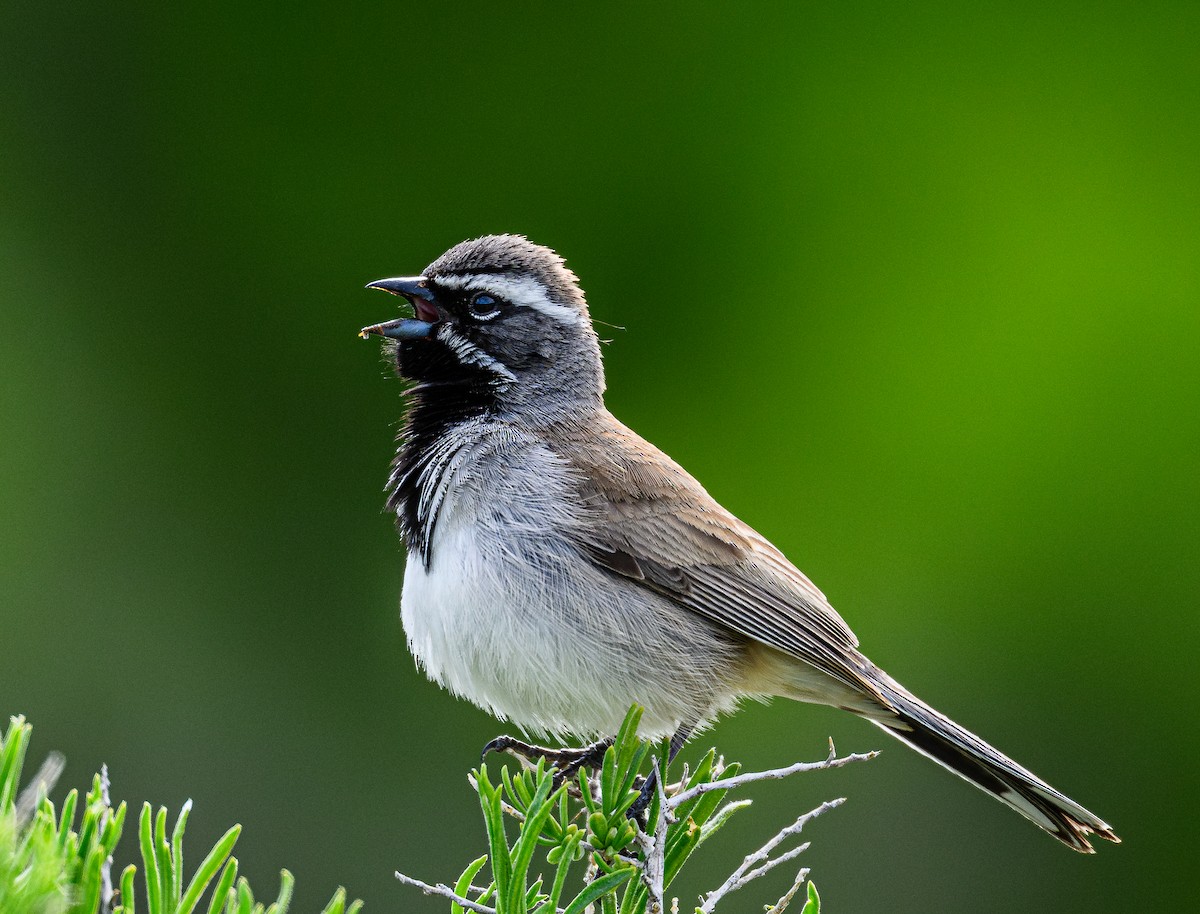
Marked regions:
[361,235,605,417]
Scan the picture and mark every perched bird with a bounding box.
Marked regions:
[359,234,1118,853]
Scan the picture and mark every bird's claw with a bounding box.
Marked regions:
[480,734,613,779]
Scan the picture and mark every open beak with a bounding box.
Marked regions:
[359,275,439,340]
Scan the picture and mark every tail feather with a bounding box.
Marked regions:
[869,676,1120,853]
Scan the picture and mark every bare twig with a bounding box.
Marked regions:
[669,742,877,810]
[582,854,599,914]
[98,766,115,914]
[633,756,671,913]
[766,866,811,914]
[394,871,497,914]
[741,839,810,884]
[696,798,845,914]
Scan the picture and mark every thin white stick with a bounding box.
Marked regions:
[98,765,115,914]
[633,756,670,913]
[696,798,844,914]
[767,866,811,914]
[394,872,497,914]
[582,854,599,914]
[669,746,877,810]
[741,840,810,884]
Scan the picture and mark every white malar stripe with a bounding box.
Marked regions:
[435,323,518,383]
[436,273,582,325]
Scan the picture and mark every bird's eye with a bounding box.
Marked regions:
[468,292,502,319]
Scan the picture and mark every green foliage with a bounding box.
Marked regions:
[419,707,830,914]
[0,717,361,914]
[800,881,820,914]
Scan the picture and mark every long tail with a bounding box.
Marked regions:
[867,672,1120,853]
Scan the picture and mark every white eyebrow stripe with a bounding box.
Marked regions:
[435,273,582,325]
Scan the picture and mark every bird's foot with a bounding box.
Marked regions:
[482,735,613,784]
[626,722,690,824]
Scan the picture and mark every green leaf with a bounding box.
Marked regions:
[73,844,105,914]
[524,876,544,909]
[102,801,128,856]
[512,764,536,810]
[662,822,702,889]
[694,800,751,849]
[263,869,293,914]
[234,876,253,914]
[58,789,80,851]
[577,768,598,814]
[644,747,669,829]
[542,829,581,913]
[120,863,138,914]
[154,806,172,914]
[77,795,102,860]
[506,770,559,912]
[318,888,344,914]
[452,855,488,914]
[799,879,820,914]
[613,707,642,772]
[499,765,518,810]
[600,745,617,814]
[690,762,742,825]
[0,716,30,811]
[139,804,162,914]
[613,747,648,811]
[559,868,634,914]
[172,799,193,909]
[205,858,239,914]
[179,824,241,914]
[476,766,512,904]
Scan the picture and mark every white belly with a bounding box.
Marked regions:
[400,506,743,740]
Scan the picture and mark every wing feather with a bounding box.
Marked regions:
[558,413,886,703]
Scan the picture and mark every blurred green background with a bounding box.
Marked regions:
[3,2,1197,911]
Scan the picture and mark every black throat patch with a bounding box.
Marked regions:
[386,339,500,567]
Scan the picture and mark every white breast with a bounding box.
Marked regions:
[398,424,745,740]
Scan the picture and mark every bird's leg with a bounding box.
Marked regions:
[627,723,693,822]
[482,734,614,782]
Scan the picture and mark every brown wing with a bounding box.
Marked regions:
[558,413,888,704]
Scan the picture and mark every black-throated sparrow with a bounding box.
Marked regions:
[359,235,1118,853]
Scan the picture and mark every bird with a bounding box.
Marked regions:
[358,234,1119,853]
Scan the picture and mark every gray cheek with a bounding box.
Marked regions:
[524,322,566,361]
[483,316,558,368]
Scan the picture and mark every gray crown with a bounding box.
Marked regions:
[425,234,588,313]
